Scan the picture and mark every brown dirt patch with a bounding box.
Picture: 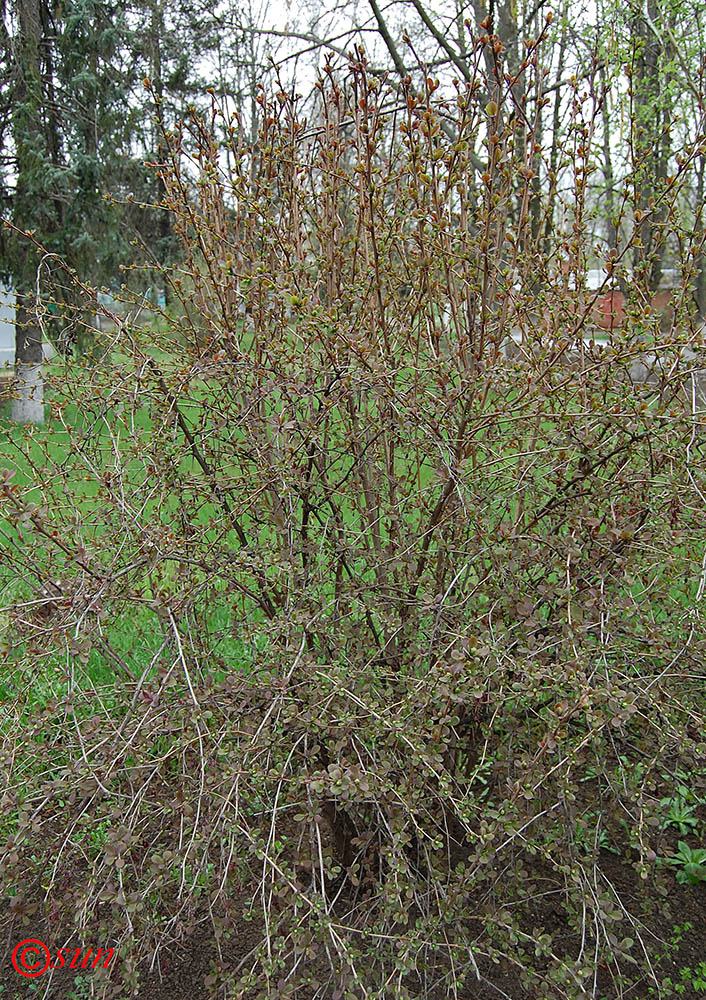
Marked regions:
[2,849,704,999]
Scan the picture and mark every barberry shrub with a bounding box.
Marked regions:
[1,40,705,1000]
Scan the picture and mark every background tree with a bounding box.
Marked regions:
[1,0,220,421]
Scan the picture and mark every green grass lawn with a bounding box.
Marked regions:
[0,353,257,707]
[0,328,702,716]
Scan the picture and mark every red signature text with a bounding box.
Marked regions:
[11,939,114,978]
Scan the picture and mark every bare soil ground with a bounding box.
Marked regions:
[2,847,704,1000]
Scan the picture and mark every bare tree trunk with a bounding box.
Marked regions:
[11,0,45,423]
[11,289,44,423]
[599,64,619,254]
[148,0,171,307]
[632,0,669,293]
[694,158,706,322]
[542,6,568,254]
